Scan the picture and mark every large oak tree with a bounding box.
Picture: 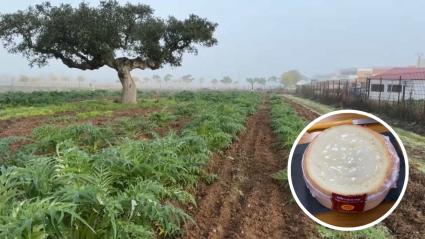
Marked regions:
[0,1,217,103]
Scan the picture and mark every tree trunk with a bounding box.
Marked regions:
[117,67,137,104]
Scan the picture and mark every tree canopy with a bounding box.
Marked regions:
[0,1,217,103]
[220,76,232,84]
[256,77,266,85]
[181,74,195,83]
[280,70,303,89]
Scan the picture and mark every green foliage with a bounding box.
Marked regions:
[183,93,259,151]
[77,110,113,119]
[0,91,260,238]
[0,1,217,71]
[0,99,138,120]
[270,95,306,148]
[317,225,393,239]
[174,91,196,101]
[0,90,118,108]
[32,124,114,153]
[220,76,232,84]
[280,70,304,89]
[114,117,157,137]
[0,137,23,164]
[149,111,176,125]
[271,170,288,188]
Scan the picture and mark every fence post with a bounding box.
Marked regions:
[338,80,341,98]
[346,81,350,101]
[402,81,406,104]
[366,78,370,100]
[327,81,330,98]
[378,77,382,110]
[397,76,401,103]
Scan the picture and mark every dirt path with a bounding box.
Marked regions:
[284,96,425,239]
[183,102,317,239]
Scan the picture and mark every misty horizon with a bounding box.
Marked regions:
[1,0,424,84]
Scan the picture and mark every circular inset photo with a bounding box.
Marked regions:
[288,110,408,231]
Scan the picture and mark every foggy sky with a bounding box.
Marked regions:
[0,0,424,83]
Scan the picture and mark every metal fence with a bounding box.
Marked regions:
[295,78,425,126]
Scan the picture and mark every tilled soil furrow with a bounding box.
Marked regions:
[185,108,260,238]
[184,101,318,239]
[224,108,286,238]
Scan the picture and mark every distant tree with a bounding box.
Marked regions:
[152,75,161,83]
[152,74,162,90]
[268,76,278,82]
[220,76,232,85]
[256,77,267,87]
[163,74,173,82]
[211,78,218,89]
[181,74,195,84]
[61,76,70,87]
[246,78,256,90]
[280,70,303,89]
[18,75,30,83]
[77,76,86,88]
[0,1,217,103]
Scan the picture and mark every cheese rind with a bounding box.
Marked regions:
[303,125,393,196]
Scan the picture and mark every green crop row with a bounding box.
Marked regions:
[0,91,260,238]
[0,100,140,120]
[0,90,120,108]
[270,95,306,149]
[0,91,181,120]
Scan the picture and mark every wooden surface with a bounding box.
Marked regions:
[315,202,395,227]
[300,113,387,144]
[298,113,394,227]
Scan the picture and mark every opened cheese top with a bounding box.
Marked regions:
[303,125,392,196]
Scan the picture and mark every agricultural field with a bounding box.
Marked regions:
[2,90,422,238]
[0,90,262,238]
[1,1,424,238]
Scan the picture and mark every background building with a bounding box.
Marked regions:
[367,67,425,101]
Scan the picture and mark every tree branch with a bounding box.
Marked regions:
[51,51,104,70]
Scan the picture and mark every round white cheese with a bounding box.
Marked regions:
[303,125,392,196]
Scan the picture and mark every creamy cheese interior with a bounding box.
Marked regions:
[307,125,389,195]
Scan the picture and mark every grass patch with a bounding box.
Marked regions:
[317,225,393,239]
[271,170,288,187]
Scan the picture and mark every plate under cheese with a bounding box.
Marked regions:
[302,125,398,212]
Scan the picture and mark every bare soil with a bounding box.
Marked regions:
[0,108,156,138]
[284,98,318,122]
[183,102,318,239]
[0,115,53,138]
[284,97,425,239]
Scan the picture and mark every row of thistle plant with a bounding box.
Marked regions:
[0,91,260,238]
[270,94,306,149]
[269,95,305,189]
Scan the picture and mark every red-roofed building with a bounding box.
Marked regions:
[367,67,425,101]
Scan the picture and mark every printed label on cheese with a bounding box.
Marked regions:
[332,193,366,212]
